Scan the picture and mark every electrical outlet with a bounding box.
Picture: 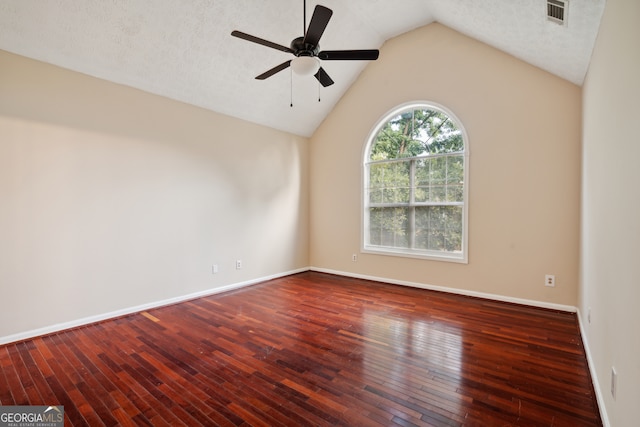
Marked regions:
[611,367,617,399]
[352,253,357,262]
[212,264,218,274]
[545,274,555,287]
[236,260,242,270]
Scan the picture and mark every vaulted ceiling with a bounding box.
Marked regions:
[0,0,605,137]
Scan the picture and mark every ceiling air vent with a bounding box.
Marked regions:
[547,0,567,25]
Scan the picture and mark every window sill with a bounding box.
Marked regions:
[362,245,468,264]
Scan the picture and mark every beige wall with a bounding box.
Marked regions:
[0,51,309,341]
[581,0,640,425]
[310,23,582,306]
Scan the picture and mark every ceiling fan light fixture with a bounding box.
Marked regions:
[291,56,320,76]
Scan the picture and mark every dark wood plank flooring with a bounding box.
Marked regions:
[0,271,601,426]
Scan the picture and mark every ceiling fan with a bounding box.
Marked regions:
[231,1,379,87]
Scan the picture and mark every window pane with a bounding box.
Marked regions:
[369,188,383,204]
[368,161,410,204]
[415,206,463,252]
[444,207,463,252]
[415,157,447,202]
[414,186,427,203]
[371,112,423,160]
[447,156,464,184]
[417,110,463,155]
[430,157,447,184]
[446,184,463,202]
[415,158,430,186]
[369,207,409,248]
[431,185,446,202]
[368,163,386,189]
[414,154,464,203]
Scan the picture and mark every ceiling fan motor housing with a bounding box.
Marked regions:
[291,36,319,57]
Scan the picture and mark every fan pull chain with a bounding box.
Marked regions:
[318,79,321,102]
[290,67,293,107]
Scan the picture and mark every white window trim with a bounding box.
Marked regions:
[361,101,470,264]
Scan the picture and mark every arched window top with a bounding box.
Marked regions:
[368,104,465,162]
[363,102,469,263]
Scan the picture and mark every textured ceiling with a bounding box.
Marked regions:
[0,0,604,137]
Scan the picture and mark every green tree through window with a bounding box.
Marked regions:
[364,104,468,262]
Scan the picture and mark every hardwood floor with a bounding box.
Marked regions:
[0,271,601,426]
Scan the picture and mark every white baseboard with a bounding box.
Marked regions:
[576,308,610,427]
[0,267,309,346]
[310,267,577,312]
[1,267,577,346]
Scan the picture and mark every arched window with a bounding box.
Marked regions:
[363,102,469,262]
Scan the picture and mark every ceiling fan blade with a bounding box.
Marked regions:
[256,61,292,80]
[231,30,294,54]
[303,5,332,47]
[314,67,334,87]
[318,50,380,61]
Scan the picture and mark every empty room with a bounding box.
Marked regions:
[0,0,637,426]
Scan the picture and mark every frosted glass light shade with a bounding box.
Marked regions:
[291,56,320,76]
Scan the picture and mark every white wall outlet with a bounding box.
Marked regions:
[235,259,242,270]
[611,367,617,399]
[212,264,218,274]
[352,253,357,262]
[545,274,555,287]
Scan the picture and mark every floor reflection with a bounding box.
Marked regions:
[356,306,465,417]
